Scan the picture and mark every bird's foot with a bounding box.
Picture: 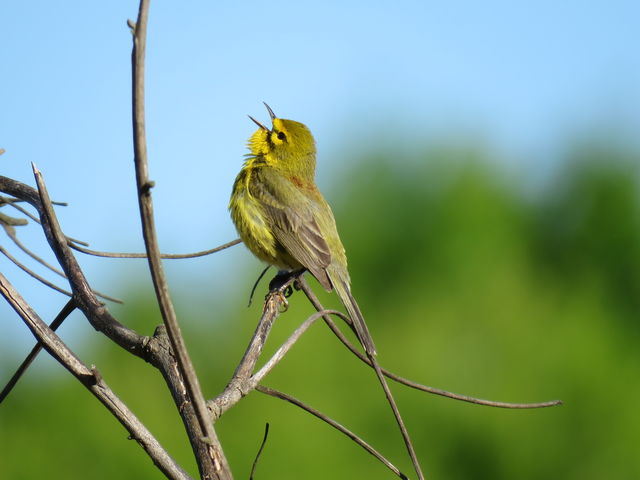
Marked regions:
[266,269,305,311]
[274,291,289,313]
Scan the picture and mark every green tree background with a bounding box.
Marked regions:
[1,140,639,479]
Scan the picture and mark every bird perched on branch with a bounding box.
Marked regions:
[229,103,376,355]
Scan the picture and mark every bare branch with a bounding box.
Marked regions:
[1,196,88,245]
[1,227,123,303]
[0,245,73,297]
[321,312,562,409]
[0,169,237,478]
[0,272,192,480]
[2,196,41,223]
[3,222,66,276]
[298,277,425,480]
[256,385,408,480]
[129,1,230,477]
[247,266,270,307]
[0,211,27,226]
[23,168,146,352]
[251,308,343,384]
[0,299,76,403]
[249,423,270,480]
[208,276,297,419]
[1,175,210,474]
[0,174,143,346]
[69,238,241,259]
[296,277,561,409]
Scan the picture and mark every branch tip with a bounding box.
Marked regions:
[249,423,270,480]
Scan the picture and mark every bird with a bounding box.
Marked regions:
[229,103,376,355]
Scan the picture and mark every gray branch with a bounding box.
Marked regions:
[128,1,231,477]
[0,273,191,480]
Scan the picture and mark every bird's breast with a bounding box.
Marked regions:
[230,168,280,266]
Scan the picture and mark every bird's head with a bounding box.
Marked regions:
[247,103,316,176]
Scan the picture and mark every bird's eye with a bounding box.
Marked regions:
[277,131,286,140]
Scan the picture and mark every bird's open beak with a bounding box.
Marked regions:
[248,102,277,131]
[263,102,277,121]
[248,115,269,131]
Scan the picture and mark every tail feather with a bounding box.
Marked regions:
[330,275,377,356]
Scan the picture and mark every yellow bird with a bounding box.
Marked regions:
[229,104,376,355]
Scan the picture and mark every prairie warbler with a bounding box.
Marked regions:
[229,104,376,355]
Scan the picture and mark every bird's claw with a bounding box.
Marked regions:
[265,269,305,312]
[275,291,289,312]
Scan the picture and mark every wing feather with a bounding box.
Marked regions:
[249,168,333,289]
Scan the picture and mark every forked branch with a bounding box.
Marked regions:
[0,273,191,480]
[299,280,562,410]
[208,278,409,478]
[256,385,409,479]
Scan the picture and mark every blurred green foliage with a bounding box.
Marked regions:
[2,142,639,479]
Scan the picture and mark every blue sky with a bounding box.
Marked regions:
[1,1,639,360]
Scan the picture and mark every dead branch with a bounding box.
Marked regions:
[128,1,230,477]
[1,222,122,303]
[249,423,270,480]
[208,277,297,419]
[299,278,562,409]
[256,385,408,479]
[207,278,409,477]
[1,195,88,245]
[0,169,230,479]
[0,299,76,403]
[0,245,73,297]
[296,277,426,480]
[2,220,65,275]
[0,273,191,480]
[69,238,241,259]
[251,308,342,384]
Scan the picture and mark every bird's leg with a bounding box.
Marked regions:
[268,269,305,295]
[267,269,306,311]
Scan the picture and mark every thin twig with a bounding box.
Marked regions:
[4,198,41,223]
[209,288,412,479]
[256,385,408,479]
[251,309,343,385]
[0,299,76,403]
[1,171,206,474]
[1,195,68,209]
[0,211,27,226]
[129,2,230,477]
[249,423,270,480]
[0,272,192,480]
[0,246,73,297]
[0,244,123,304]
[248,266,270,307]
[69,238,241,259]
[27,168,146,354]
[3,222,66,276]
[298,277,425,480]
[321,314,562,409]
[208,278,296,419]
[1,196,88,245]
[2,222,123,303]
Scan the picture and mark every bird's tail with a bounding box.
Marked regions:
[329,274,377,356]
